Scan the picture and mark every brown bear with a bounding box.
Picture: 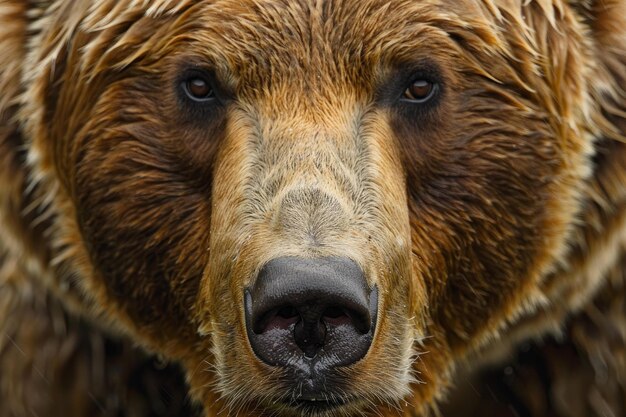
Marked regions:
[0,0,624,416]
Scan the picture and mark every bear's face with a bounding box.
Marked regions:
[24,0,592,415]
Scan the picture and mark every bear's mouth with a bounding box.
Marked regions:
[283,397,351,413]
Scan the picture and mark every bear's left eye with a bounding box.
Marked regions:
[402,79,437,103]
[182,76,215,102]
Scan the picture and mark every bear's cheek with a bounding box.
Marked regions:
[67,78,226,345]
[389,85,573,350]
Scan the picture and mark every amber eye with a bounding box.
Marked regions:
[403,79,436,103]
[182,77,215,102]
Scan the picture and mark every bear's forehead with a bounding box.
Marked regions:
[147,0,482,96]
[182,0,463,63]
[75,0,508,109]
[85,0,493,73]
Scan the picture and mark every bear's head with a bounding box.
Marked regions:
[20,0,601,415]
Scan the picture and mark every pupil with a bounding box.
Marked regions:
[411,80,432,98]
[188,78,210,97]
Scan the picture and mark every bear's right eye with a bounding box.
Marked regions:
[181,76,215,102]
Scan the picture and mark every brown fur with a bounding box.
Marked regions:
[0,0,624,416]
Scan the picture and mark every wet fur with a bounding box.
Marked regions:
[0,1,624,416]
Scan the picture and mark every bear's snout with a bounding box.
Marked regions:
[244,256,377,376]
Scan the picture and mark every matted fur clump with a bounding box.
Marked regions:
[0,1,624,416]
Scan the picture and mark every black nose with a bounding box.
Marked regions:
[245,256,377,368]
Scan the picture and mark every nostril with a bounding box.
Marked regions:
[322,306,351,327]
[323,306,345,319]
[322,306,371,333]
[277,305,298,319]
[253,305,300,334]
